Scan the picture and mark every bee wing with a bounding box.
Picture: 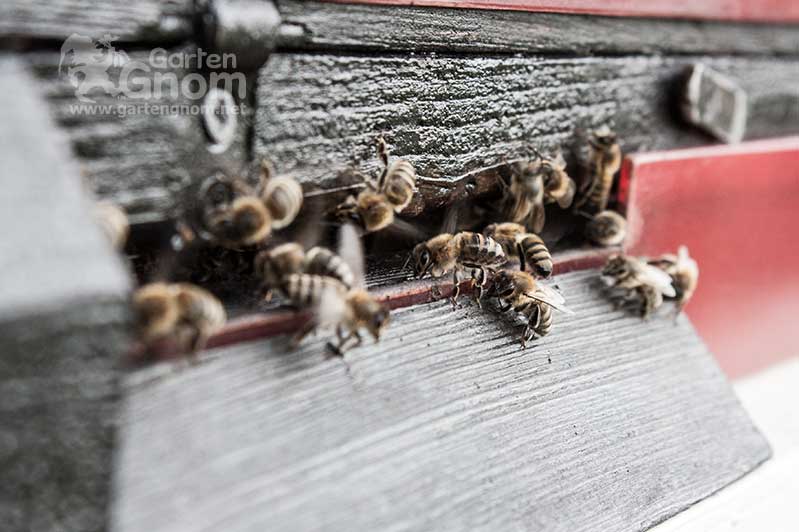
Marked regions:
[317,281,348,327]
[440,201,461,235]
[639,263,677,297]
[338,223,366,288]
[523,284,575,315]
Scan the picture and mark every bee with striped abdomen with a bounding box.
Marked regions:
[648,246,699,315]
[133,282,226,358]
[282,225,390,356]
[502,150,576,233]
[335,136,417,233]
[601,254,676,319]
[485,269,574,348]
[575,126,622,215]
[585,210,627,247]
[411,231,507,304]
[483,222,553,279]
[254,242,355,301]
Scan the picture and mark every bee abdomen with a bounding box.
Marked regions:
[284,273,343,307]
[518,234,553,278]
[459,232,507,267]
[262,176,303,230]
[534,304,552,336]
[383,160,416,213]
[304,247,355,289]
[585,210,627,247]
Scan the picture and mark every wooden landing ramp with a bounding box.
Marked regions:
[113,270,769,532]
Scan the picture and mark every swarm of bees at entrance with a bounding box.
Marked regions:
[112,128,698,361]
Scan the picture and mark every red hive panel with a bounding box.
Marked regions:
[622,137,799,378]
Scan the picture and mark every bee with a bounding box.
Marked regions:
[503,150,575,233]
[284,225,390,355]
[181,162,303,249]
[601,254,676,319]
[483,222,553,279]
[411,231,507,304]
[335,136,417,233]
[254,242,355,300]
[584,210,627,247]
[575,126,622,215]
[94,201,129,250]
[648,246,699,315]
[485,269,574,348]
[133,282,226,357]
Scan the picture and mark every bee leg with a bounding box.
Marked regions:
[450,269,463,310]
[498,301,512,313]
[471,268,486,307]
[290,318,317,348]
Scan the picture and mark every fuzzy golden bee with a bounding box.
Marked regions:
[133,282,226,357]
[282,225,390,355]
[94,201,129,250]
[254,242,355,300]
[648,246,699,315]
[182,163,303,249]
[575,126,622,215]
[503,150,576,233]
[485,269,574,348]
[335,136,417,233]
[483,222,553,279]
[601,254,676,319]
[411,231,507,303]
[585,210,627,247]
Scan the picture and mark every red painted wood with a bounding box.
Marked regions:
[623,137,799,378]
[323,0,799,23]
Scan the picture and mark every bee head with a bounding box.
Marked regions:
[487,270,516,299]
[590,126,617,150]
[602,254,629,278]
[133,284,179,340]
[368,304,391,341]
[213,197,272,246]
[411,242,433,279]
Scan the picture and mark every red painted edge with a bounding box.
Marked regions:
[322,0,799,23]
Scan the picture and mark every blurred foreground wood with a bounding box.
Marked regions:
[113,270,769,532]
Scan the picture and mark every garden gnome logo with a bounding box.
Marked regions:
[58,34,130,103]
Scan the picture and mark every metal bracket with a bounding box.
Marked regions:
[682,64,748,144]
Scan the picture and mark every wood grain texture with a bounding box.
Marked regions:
[0,57,132,532]
[0,0,192,44]
[113,270,769,532]
[254,53,799,214]
[277,0,799,56]
[24,48,250,224]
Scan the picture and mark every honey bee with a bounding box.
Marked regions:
[601,254,676,319]
[411,231,507,304]
[94,201,129,250]
[254,242,355,300]
[182,163,303,249]
[133,282,226,357]
[483,222,553,279]
[584,210,627,247]
[335,136,417,233]
[503,150,576,233]
[282,225,390,355]
[485,269,574,348]
[575,126,622,215]
[648,246,699,315]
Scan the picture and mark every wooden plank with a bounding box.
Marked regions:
[278,1,799,56]
[320,0,799,23]
[622,138,799,378]
[0,0,193,44]
[255,53,799,215]
[653,357,799,532]
[0,57,132,532]
[113,269,770,532]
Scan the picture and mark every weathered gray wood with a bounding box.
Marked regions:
[0,56,132,532]
[277,0,799,56]
[24,48,250,224]
[255,53,799,213]
[113,270,769,532]
[0,0,193,44]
